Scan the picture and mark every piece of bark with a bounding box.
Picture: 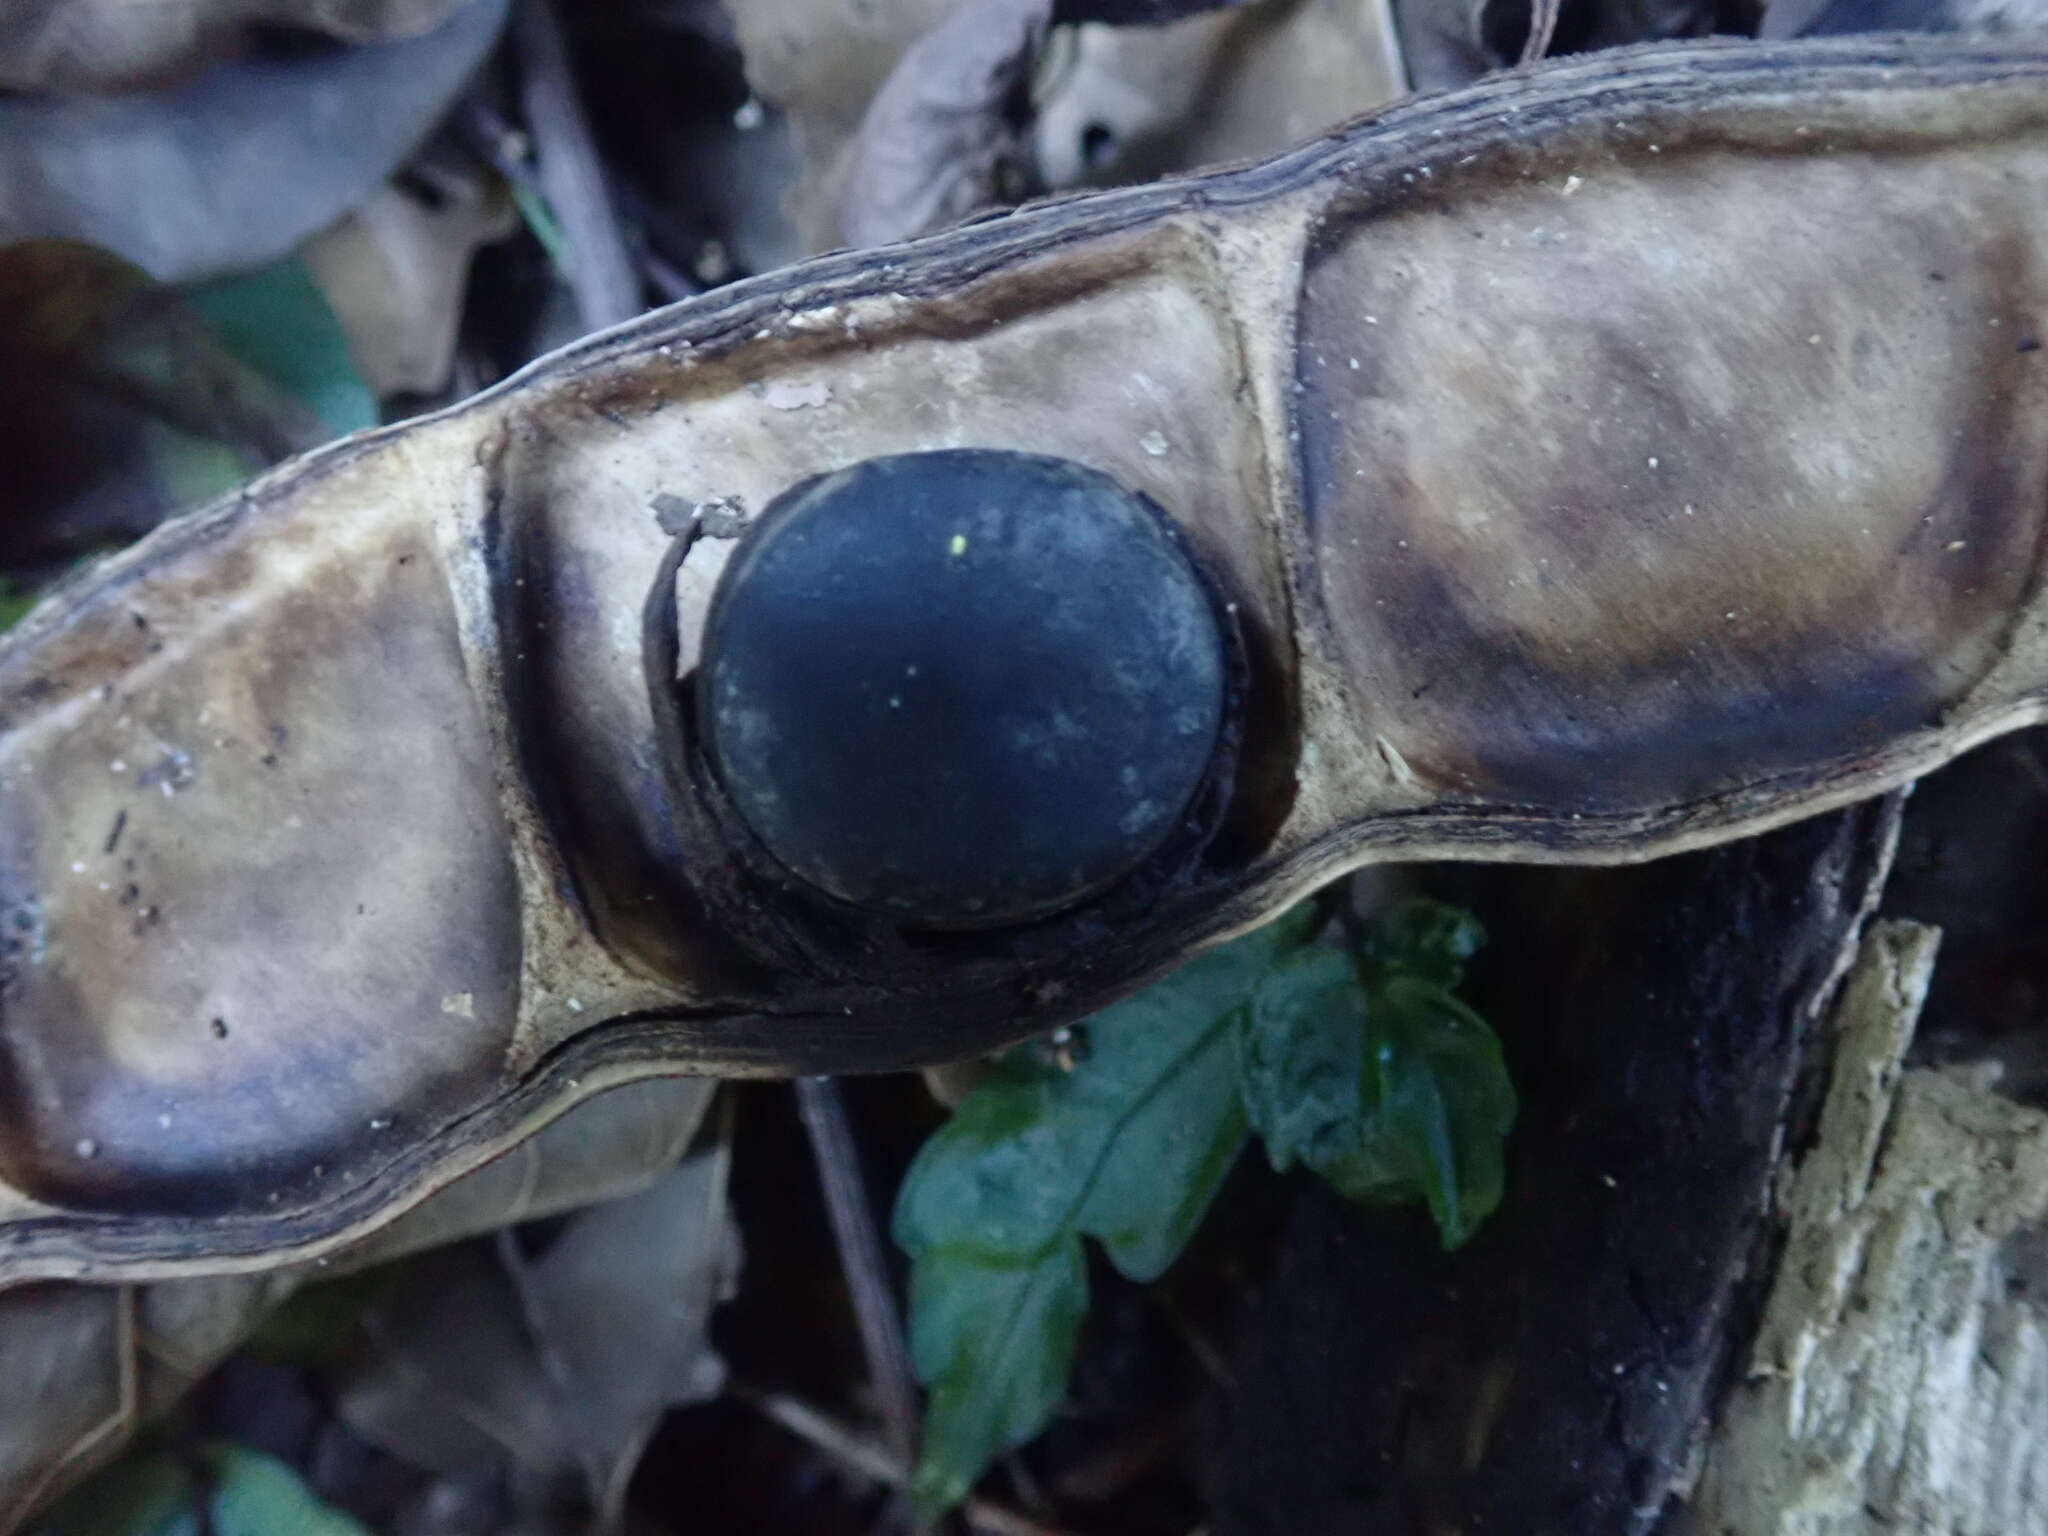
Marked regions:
[1880,726,2048,1101]
[1215,795,1902,1535]
[1682,920,2048,1535]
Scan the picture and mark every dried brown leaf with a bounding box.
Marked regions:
[0,1080,715,1534]
[0,0,508,282]
[302,175,518,399]
[0,0,479,94]
[839,0,1052,248]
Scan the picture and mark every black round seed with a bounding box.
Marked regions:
[696,449,1228,928]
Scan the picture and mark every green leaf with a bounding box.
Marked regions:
[1357,897,1487,989]
[182,259,377,438]
[1074,1017,1245,1282]
[0,578,35,636]
[0,241,373,575]
[36,1444,370,1536]
[906,1242,1088,1521]
[894,904,1320,1517]
[1370,977,1516,1248]
[1237,946,1375,1179]
[1238,904,1515,1249]
[893,905,1317,1269]
[892,1056,1083,1266]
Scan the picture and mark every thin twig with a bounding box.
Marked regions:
[451,95,527,184]
[733,1384,1076,1536]
[641,248,701,304]
[795,1076,924,1466]
[962,1497,1077,1536]
[494,1227,612,1521]
[514,0,642,330]
[1520,0,1562,65]
[614,179,707,300]
[737,1382,904,1486]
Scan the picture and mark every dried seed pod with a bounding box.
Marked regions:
[4,36,2048,1282]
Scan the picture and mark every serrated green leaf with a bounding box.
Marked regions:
[36,1444,370,1536]
[907,1241,1087,1522]
[892,1057,1083,1265]
[893,907,1316,1268]
[1074,1016,1246,1282]
[1370,977,1516,1248]
[1237,946,1370,1176]
[894,904,1320,1518]
[1238,905,1514,1249]
[1358,897,1487,989]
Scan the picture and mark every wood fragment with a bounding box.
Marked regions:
[795,1077,922,1467]
[1685,922,2048,1536]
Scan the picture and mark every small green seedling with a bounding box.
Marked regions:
[892,896,1515,1519]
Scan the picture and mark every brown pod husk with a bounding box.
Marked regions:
[5,36,2048,1282]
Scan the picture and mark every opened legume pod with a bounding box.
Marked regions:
[6,35,2048,1283]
